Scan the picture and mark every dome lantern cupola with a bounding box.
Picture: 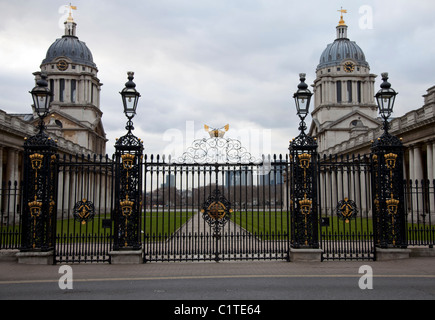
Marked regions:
[309,9,379,154]
[336,8,348,39]
[64,4,77,37]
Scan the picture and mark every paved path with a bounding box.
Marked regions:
[146,211,288,261]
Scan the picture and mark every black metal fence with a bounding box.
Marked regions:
[2,151,434,263]
[406,179,435,247]
[0,181,22,249]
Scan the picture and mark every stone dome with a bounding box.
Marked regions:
[317,24,369,71]
[42,35,96,68]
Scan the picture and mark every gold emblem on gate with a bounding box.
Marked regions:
[73,198,96,224]
[336,198,358,223]
[299,195,312,215]
[30,153,44,170]
[205,201,227,220]
[121,154,135,170]
[120,200,134,217]
[28,200,43,218]
[298,153,311,169]
[386,198,399,216]
[385,153,398,169]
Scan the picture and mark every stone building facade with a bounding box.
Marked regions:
[1,12,107,189]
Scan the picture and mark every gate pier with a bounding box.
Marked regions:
[19,74,57,265]
[111,72,143,263]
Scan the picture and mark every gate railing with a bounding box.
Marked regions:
[54,154,114,264]
[406,179,435,247]
[0,181,22,249]
[317,154,375,260]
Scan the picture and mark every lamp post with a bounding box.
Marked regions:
[371,73,406,249]
[113,72,143,255]
[21,73,57,256]
[289,74,319,251]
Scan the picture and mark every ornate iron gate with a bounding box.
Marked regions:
[54,154,114,263]
[142,134,290,262]
[318,154,375,261]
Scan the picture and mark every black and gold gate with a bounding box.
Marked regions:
[54,154,115,263]
[142,132,290,262]
[317,154,375,261]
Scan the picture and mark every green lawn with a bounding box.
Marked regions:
[1,211,434,246]
[230,210,290,239]
[54,210,195,243]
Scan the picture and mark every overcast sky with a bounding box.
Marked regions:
[1,0,435,157]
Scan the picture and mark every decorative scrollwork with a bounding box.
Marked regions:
[24,132,57,148]
[115,132,143,150]
[177,136,259,164]
[290,133,318,150]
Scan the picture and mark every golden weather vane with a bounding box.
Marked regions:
[66,3,77,22]
[338,7,347,26]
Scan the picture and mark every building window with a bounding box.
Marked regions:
[91,84,94,104]
[357,81,362,103]
[347,80,352,103]
[71,80,76,103]
[59,79,65,102]
[50,79,54,102]
[319,84,322,104]
[336,81,342,103]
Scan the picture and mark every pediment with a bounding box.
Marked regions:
[321,110,381,131]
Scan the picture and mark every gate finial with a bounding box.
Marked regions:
[204,124,229,138]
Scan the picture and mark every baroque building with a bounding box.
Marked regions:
[308,12,435,192]
[0,10,107,190]
[309,13,380,153]
[35,11,106,155]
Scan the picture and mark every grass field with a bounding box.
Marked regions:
[230,210,289,237]
[1,211,434,245]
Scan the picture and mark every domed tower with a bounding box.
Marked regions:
[32,6,107,155]
[309,10,379,153]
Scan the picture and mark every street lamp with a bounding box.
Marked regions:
[293,73,312,120]
[371,73,405,248]
[293,73,313,135]
[289,73,318,249]
[114,72,143,252]
[375,72,398,133]
[120,71,141,121]
[30,73,52,132]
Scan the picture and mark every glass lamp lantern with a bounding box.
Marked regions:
[120,71,141,120]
